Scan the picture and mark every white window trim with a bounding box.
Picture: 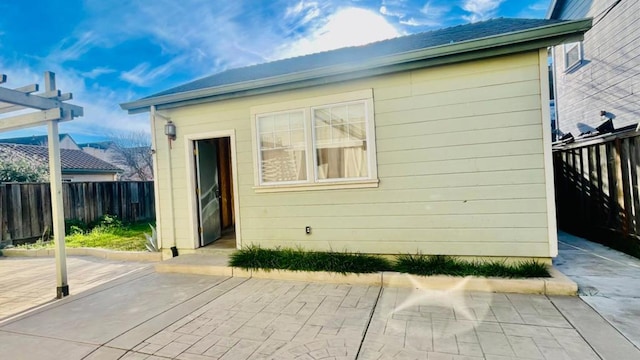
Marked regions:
[563,41,583,71]
[250,89,378,192]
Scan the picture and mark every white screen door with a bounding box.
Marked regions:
[195,140,222,246]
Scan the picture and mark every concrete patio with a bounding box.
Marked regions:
[0,232,638,359]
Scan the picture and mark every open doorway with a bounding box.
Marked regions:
[193,137,235,248]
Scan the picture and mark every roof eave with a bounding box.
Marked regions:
[121,18,592,114]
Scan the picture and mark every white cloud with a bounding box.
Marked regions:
[275,7,401,60]
[0,59,150,139]
[461,0,504,22]
[82,67,115,79]
[285,0,321,24]
[379,5,406,18]
[120,56,187,87]
[48,31,102,63]
[400,17,441,27]
[528,1,549,12]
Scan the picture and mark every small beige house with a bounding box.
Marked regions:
[122,18,591,260]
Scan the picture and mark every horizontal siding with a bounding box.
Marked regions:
[240,199,547,217]
[155,50,550,257]
[237,184,546,206]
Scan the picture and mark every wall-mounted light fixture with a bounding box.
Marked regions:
[164,120,176,140]
[164,120,176,149]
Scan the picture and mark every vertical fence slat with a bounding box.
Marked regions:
[633,137,640,235]
[620,139,634,235]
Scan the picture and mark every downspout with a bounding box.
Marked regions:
[151,105,178,257]
[149,106,162,251]
[551,46,560,138]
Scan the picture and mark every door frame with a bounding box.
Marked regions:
[184,130,242,249]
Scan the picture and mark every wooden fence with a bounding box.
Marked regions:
[553,130,640,256]
[0,181,154,244]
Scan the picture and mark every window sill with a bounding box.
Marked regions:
[253,179,379,193]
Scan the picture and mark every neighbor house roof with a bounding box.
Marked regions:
[78,141,115,150]
[0,134,74,146]
[122,17,591,113]
[0,143,123,174]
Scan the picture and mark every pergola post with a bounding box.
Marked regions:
[0,71,83,299]
[44,72,69,298]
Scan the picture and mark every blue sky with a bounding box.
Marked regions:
[0,0,550,143]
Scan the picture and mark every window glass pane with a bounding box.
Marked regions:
[274,114,290,131]
[348,103,365,122]
[290,112,304,129]
[259,134,274,149]
[565,42,582,69]
[258,115,274,133]
[315,126,331,145]
[258,110,307,183]
[349,122,366,140]
[313,102,369,180]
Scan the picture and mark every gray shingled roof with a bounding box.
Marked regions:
[0,143,122,173]
[148,18,564,99]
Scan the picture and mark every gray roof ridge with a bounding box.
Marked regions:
[144,18,559,100]
[123,17,590,112]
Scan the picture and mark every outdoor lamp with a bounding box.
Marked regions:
[164,120,176,140]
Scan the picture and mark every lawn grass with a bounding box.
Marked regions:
[16,222,151,252]
[229,247,550,278]
[63,222,150,251]
[229,246,394,274]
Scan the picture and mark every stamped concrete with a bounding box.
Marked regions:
[0,264,638,359]
[554,231,640,349]
[1,237,639,359]
[0,256,151,320]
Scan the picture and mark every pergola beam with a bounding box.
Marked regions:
[0,108,63,132]
[0,86,83,116]
[0,91,73,115]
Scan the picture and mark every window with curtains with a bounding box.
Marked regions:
[313,102,368,181]
[254,94,377,190]
[257,110,307,184]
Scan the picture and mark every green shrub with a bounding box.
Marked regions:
[91,214,123,230]
[395,254,550,278]
[230,248,550,278]
[230,246,393,274]
[65,219,88,235]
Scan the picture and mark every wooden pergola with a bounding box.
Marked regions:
[0,71,83,298]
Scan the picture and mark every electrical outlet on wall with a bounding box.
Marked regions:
[305,226,311,234]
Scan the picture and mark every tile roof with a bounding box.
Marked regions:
[148,18,566,99]
[77,141,115,150]
[0,143,122,173]
[0,134,71,146]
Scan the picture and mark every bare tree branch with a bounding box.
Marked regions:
[105,131,153,181]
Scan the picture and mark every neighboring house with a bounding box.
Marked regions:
[0,133,81,150]
[0,143,122,181]
[548,0,640,137]
[122,18,591,260]
[80,141,153,181]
